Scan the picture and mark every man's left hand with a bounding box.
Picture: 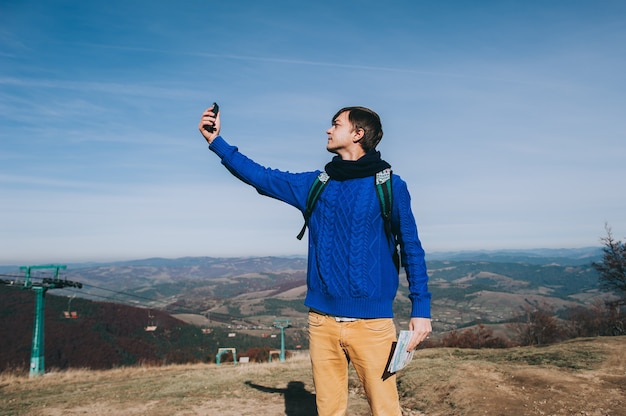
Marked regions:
[406,317,432,351]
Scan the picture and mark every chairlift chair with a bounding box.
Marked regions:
[64,294,79,319]
[145,310,157,331]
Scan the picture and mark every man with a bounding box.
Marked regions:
[199,104,432,416]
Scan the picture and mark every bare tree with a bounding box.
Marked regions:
[592,224,626,305]
[440,324,511,348]
[507,301,566,346]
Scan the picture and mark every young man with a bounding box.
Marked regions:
[199,105,432,416]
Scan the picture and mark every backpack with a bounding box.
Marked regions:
[296,168,400,271]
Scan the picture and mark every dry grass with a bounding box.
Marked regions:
[1,338,625,416]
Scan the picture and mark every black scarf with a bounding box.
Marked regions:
[324,150,391,181]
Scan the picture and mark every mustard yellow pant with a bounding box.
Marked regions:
[308,311,402,416]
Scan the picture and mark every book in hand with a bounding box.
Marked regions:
[382,331,415,380]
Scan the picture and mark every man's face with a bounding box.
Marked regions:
[326,111,359,155]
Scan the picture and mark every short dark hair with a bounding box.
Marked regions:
[333,106,383,152]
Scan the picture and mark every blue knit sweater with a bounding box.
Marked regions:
[209,136,431,319]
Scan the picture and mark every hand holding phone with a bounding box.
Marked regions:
[203,102,219,133]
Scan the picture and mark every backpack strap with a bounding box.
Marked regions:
[297,172,330,240]
[375,168,393,241]
[376,168,400,272]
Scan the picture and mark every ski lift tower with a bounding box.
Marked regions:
[20,265,82,377]
[273,319,290,362]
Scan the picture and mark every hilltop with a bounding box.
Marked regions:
[1,336,624,415]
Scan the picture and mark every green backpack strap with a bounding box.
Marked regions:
[376,168,400,272]
[297,172,330,240]
[375,168,393,241]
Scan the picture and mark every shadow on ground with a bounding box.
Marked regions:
[245,380,317,416]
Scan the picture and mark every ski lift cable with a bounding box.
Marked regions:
[55,284,168,307]
[1,270,160,306]
[51,283,201,315]
[40,268,173,307]
[57,284,206,317]
[79,282,173,306]
[2,270,208,317]
[52,270,173,306]
[5,269,180,309]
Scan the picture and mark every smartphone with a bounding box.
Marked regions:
[204,102,219,133]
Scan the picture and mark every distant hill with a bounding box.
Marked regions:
[427,246,603,265]
[1,248,606,328]
[0,285,301,372]
[0,246,602,272]
[0,247,611,372]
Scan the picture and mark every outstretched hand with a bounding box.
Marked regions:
[406,317,432,351]
[198,104,220,144]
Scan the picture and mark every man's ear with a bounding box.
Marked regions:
[352,127,365,143]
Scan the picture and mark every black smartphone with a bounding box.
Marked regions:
[204,102,219,133]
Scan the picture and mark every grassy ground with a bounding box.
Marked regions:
[1,337,625,416]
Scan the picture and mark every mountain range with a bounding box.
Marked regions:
[0,247,608,371]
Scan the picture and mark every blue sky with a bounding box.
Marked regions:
[1,0,625,265]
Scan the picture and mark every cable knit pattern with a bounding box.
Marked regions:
[209,136,431,319]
